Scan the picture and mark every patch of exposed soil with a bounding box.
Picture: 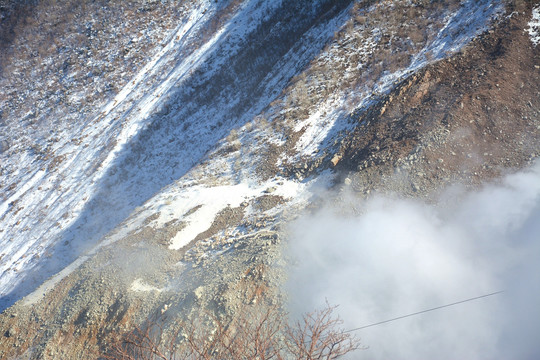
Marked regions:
[192,206,245,243]
[336,4,539,196]
[251,195,286,212]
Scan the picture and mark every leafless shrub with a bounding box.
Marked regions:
[105,268,360,360]
[255,116,270,131]
[104,320,176,360]
[285,303,360,360]
[408,25,426,46]
[105,301,360,360]
[225,129,238,143]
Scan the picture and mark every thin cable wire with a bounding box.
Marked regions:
[344,290,504,333]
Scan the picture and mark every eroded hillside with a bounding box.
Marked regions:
[0,0,538,358]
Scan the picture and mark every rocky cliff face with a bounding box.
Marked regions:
[0,0,538,358]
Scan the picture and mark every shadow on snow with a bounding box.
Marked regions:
[0,0,354,312]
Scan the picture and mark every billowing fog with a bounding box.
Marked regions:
[287,162,540,359]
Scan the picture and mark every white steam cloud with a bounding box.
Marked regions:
[286,162,540,360]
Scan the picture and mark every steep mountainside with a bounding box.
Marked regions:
[0,0,538,358]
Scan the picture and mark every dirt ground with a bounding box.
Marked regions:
[335,3,539,198]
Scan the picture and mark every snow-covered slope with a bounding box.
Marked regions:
[0,0,356,310]
[0,0,504,315]
[2,0,540,358]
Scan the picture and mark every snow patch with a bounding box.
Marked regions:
[131,278,163,293]
[527,5,540,46]
[295,105,341,157]
[160,179,305,251]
